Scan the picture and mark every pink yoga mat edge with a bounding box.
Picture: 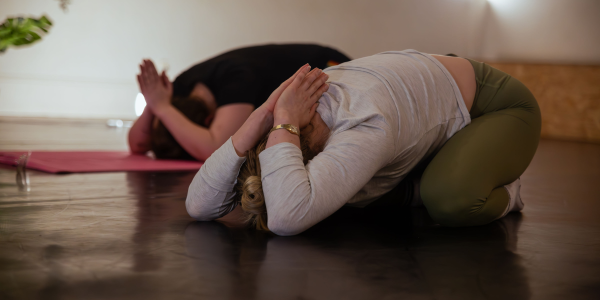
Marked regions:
[0,151,204,174]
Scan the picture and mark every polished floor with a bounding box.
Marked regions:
[0,118,599,300]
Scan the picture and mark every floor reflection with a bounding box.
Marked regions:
[2,119,597,299]
[39,244,66,300]
[126,171,196,273]
[185,206,530,300]
[410,213,531,300]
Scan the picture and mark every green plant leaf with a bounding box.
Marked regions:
[0,15,53,53]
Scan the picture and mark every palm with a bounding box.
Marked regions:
[137,59,172,112]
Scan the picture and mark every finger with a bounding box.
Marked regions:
[142,61,152,84]
[290,64,311,89]
[308,102,319,121]
[137,74,145,92]
[282,63,308,86]
[310,83,329,103]
[140,62,151,86]
[161,71,169,87]
[139,63,145,79]
[165,75,173,92]
[139,61,146,74]
[291,63,309,80]
[276,63,308,92]
[142,60,155,84]
[146,60,160,81]
[300,68,322,91]
[307,72,329,96]
[264,63,310,107]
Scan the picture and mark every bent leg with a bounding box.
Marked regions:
[421,94,540,226]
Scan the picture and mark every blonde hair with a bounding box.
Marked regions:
[235,127,325,231]
[235,135,270,231]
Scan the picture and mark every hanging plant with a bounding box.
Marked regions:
[0,16,53,53]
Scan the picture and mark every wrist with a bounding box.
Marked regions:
[152,102,174,118]
[231,108,271,157]
[273,111,300,128]
[253,105,271,120]
[231,136,246,157]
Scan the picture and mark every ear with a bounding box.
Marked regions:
[204,112,215,127]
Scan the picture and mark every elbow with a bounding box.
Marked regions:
[187,130,229,161]
[188,143,219,161]
[128,139,151,155]
[190,150,210,162]
[263,190,314,236]
[129,147,148,155]
[185,196,201,220]
[185,193,211,221]
[127,134,150,155]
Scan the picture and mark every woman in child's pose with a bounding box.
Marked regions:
[130,44,350,160]
[186,50,541,236]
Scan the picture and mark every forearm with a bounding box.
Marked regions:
[186,138,246,220]
[259,143,349,236]
[231,107,273,156]
[154,105,219,161]
[128,107,154,154]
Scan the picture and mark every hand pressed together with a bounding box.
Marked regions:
[273,65,330,128]
[137,59,172,114]
[231,64,330,156]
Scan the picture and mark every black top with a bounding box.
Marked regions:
[172,44,351,108]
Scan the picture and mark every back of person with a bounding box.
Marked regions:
[172,44,351,108]
[131,44,351,161]
[316,50,471,207]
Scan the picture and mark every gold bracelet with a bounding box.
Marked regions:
[269,124,300,136]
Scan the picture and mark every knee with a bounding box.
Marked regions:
[421,176,478,227]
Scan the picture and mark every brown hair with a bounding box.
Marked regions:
[234,124,326,231]
[151,96,210,160]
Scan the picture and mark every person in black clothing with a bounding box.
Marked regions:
[129,44,351,161]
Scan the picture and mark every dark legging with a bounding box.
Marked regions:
[419,58,542,226]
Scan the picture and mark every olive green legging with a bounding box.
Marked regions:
[419,58,541,226]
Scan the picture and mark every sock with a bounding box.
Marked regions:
[500,177,524,218]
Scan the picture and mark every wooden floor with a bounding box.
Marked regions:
[0,117,599,300]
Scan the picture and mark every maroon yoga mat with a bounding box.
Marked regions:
[0,151,204,174]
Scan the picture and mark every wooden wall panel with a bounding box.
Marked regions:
[487,63,600,144]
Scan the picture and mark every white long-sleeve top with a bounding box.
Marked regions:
[186,50,471,236]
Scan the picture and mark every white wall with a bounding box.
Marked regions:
[0,0,598,119]
[480,0,600,63]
